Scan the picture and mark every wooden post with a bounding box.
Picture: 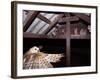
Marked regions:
[65,13,71,66]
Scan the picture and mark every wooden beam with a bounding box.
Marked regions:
[58,16,79,23]
[65,13,71,66]
[57,21,88,29]
[23,32,49,38]
[23,32,90,39]
[73,13,90,24]
[71,35,90,39]
[55,35,90,39]
[38,14,51,24]
[43,14,64,34]
[23,11,39,32]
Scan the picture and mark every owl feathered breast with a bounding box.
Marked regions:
[23,47,64,69]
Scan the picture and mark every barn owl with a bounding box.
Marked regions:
[23,46,64,69]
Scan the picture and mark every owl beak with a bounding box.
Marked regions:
[38,49,40,52]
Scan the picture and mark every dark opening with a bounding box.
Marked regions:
[71,39,91,66]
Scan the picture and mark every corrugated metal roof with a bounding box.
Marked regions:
[23,10,91,39]
[23,11,59,34]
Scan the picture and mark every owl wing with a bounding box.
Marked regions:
[44,54,64,63]
[38,58,53,68]
[27,56,53,69]
[23,54,36,69]
[23,53,53,69]
[31,53,54,68]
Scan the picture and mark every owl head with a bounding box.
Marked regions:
[29,46,40,53]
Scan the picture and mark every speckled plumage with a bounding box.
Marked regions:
[23,46,63,69]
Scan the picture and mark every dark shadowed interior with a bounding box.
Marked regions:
[23,10,91,68]
[23,38,90,67]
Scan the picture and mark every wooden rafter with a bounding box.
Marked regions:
[23,10,52,32]
[36,15,55,34]
[23,32,48,38]
[58,16,79,23]
[71,22,87,28]
[43,14,64,34]
[23,11,39,32]
[57,21,87,28]
[23,32,90,39]
[73,13,90,24]
[38,14,51,24]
